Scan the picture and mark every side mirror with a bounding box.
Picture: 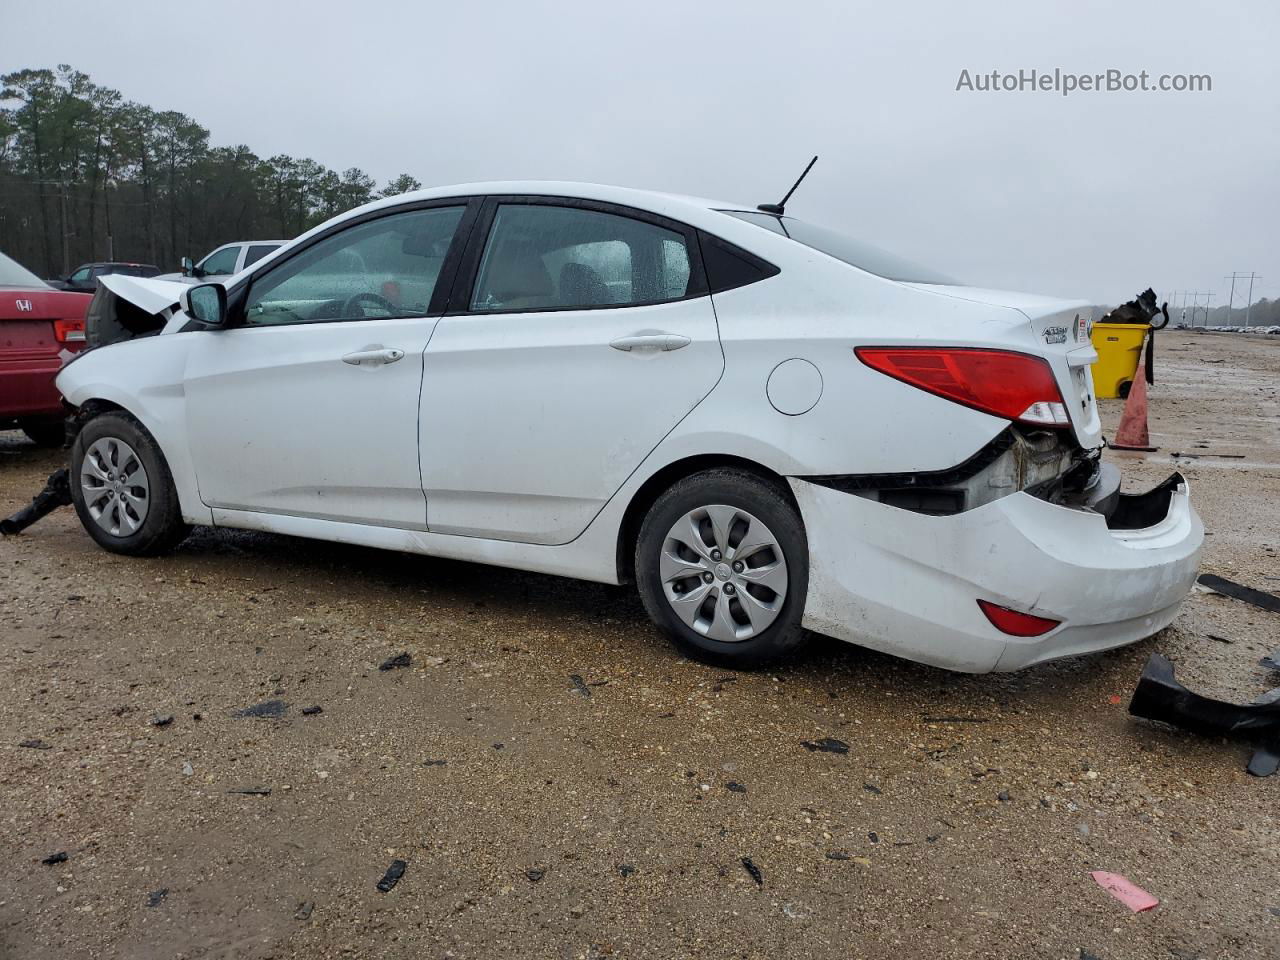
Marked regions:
[184,283,227,327]
[180,256,194,277]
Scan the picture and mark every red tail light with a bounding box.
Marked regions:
[855,346,1069,427]
[977,599,1061,637]
[53,317,86,343]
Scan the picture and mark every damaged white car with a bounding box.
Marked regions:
[56,182,1203,671]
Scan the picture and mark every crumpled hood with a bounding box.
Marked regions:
[99,274,191,317]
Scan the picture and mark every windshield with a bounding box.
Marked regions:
[0,251,49,288]
[723,211,959,285]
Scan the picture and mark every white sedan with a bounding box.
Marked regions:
[56,182,1202,671]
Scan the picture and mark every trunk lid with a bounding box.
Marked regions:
[0,287,91,360]
[901,283,1103,449]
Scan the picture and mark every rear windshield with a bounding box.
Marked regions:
[723,211,959,285]
[0,252,49,288]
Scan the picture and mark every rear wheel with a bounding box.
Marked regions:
[635,469,809,668]
[69,412,189,555]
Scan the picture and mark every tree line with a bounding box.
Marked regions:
[0,65,424,278]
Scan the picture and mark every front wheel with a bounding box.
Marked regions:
[69,411,189,556]
[635,469,809,668]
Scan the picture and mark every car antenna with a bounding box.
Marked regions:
[756,155,818,216]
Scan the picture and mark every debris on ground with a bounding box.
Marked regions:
[295,901,314,920]
[825,851,852,861]
[921,715,989,724]
[19,738,52,749]
[800,737,849,754]
[0,468,72,536]
[725,781,747,793]
[234,699,287,719]
[146,888,167,908]
[181,761,193,776]
[863,782,882,795]
[301,705,323,716]
[226,786,272,796]
[423,759,447,767]
[1197,574,1280,614]
[617,864,636,877]
[41,851,68,865]
[525,867,546,882]
[376,859,407,892]
[1129,653,1280,777]
[569,674,591,698]
[740,856,763,886]
[1089,871,1159,912]
[150,714,174,727]
[379,652,412,671]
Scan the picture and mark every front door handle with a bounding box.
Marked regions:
[609,333,691,352]
[342,347,405,366]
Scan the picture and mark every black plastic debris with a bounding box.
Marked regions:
[922,715,989,724]
[740,856,763,886]
[725,781,747,793]
[525,867,546,882]
[41,851,68,865]
[863,782,882,795]
[825,851,852,861]
[423,759,447,767]
[300,705,323,716]
[376,859,407,892]
[295,901,314,920]
[234,699,287,719]
[19,738,52,749]
[379,652,412,671]
[150,714,174,727]
[617,864,636,878]
[0,468,72,536]
[1198,574,1280,614]
[569,675,591,698]
[1129,653,1280,777]
[800,737,849,754]
[147,888,167,908]
[226,786,272,796]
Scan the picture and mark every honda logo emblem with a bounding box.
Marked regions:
[15,299,33,312]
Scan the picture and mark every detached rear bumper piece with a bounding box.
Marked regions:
[1129,653,1280,776]
[790,471,1202,673]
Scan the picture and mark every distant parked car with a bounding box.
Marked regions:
[156,240,285,284]
[50,261,160,292]
[1,251,90,445]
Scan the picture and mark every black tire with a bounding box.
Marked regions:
[635,468,809,668]
[19,418,67,448]
[69,411,189,556]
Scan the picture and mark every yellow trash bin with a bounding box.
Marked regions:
[1090,322,1149,399]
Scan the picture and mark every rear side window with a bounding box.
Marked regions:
[244,244,280,267]
[698,231,779,293]
[470,204,694,312]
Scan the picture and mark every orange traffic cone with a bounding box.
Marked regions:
[1110,334,1157,451]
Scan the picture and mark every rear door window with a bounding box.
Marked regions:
[470,204,694,312]
[198,246,240,276]
[244,244,280,268]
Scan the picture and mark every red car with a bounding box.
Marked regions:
[0,252,90,446]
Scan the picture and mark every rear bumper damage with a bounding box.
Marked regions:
[790,470,1203,673]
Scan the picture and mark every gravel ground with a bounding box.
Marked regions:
[2,332,1278,960]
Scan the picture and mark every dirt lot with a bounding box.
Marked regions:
[2,332,1278,960]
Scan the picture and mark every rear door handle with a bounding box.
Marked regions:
[342,347,404,366]
[609,333,691,352]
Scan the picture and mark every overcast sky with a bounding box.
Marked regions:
[6,0,1277,306]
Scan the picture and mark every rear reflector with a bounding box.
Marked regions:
[53,317,85,343]
[855,347,1069,427]
[977,599,1061,637]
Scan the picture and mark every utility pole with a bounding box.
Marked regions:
[1224,273,1261,328]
